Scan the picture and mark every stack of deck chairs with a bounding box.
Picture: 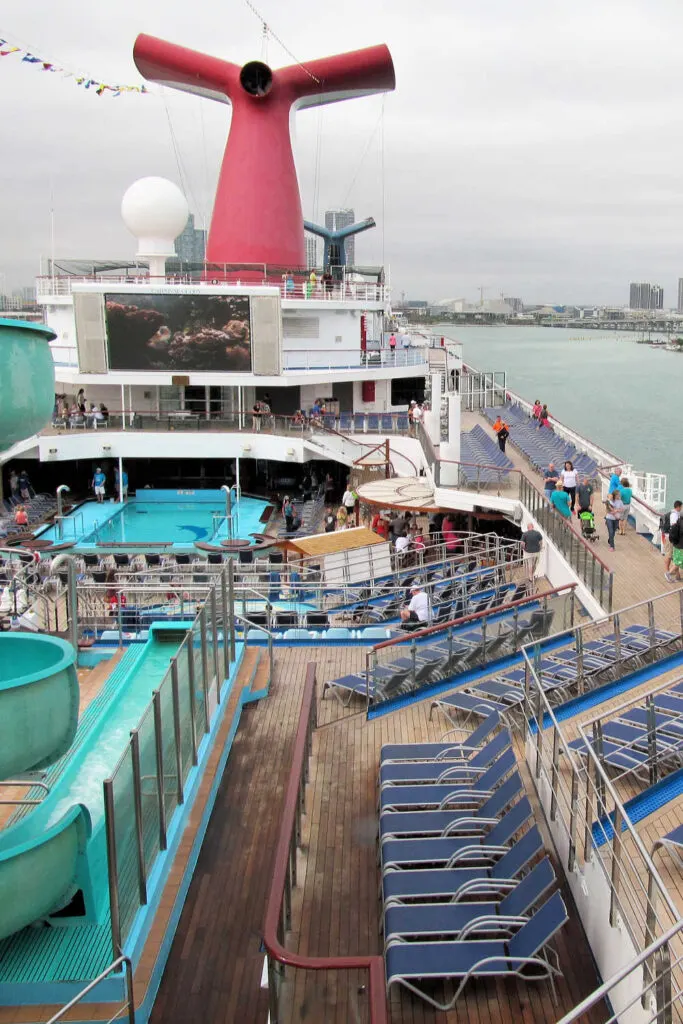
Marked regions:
[483,406,598,479]
[377,712,568,1009]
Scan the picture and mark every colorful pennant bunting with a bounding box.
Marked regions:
[0,35,150,96]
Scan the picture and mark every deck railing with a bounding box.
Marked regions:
[365,582,578,708]
[45,955,135,1024]
[523,596,683,1021]
[518,472,614,611]
[263,663,388,1024]
[45,408,418,436]
[555,920,683,1023]
[103,569,235,956]
[414,436,614,612]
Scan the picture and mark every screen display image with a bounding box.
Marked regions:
[104,293,252,371]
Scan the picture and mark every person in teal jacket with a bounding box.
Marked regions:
[549,482,572,519]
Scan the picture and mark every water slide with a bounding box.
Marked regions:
[0,633,90,941]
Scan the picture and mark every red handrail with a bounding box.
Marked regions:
[370,581,578,652]
[262,663,388,1024]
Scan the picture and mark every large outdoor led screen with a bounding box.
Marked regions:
[104,293,252,371]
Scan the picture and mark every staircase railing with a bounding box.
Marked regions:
[263,663,388,1024]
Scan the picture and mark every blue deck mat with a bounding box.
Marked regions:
[529,648,683,735]
[592,765,683,846]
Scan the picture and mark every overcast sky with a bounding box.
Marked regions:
[3,0,683,304]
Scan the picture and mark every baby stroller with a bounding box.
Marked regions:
[579,509,598,542]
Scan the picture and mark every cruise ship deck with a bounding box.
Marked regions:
[150,645,608,1024]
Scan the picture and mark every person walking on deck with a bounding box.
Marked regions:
[605,490,624,551]
[618,477,633,536]
[521,522,543,582]
[663,500,683,581]
[92,467,106,503]
[550,482,572,519]
[577,475,594,514]
[282,496,295,533]
[608,469,622,494]
[493,416,510,453]
[543,463,559,502]
[342,483,357,525]
[561,460,578,513]
[666,513,683,582]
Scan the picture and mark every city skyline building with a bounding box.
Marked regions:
[678,278,683,313]
[324,208,355,266]
[629,281,664,310]
[173,213,207,264]
[305,234,318,270]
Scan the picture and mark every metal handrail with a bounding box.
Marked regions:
[44,955,134,1024]
[523,642,683,988]
[263,663,388,1024]
[555,920,683,1024]
[431,455,613,577]
[370,581,577,652]
[103,568,234,954]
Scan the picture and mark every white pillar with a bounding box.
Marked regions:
[439,393,462,484]
[118,457,124,503]
[424,372,442,444]
[235,456,241,500]
[120,383,126,432]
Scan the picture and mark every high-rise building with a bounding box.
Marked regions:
[174,214,207,264]
[305,234,318,270]
[629,282,663,310]
[503,296,523,313]
[677,278,683,313]
[324,208,355,266]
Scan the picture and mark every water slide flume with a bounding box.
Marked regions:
[0,633,89,941]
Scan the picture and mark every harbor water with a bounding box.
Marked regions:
[439,324,683,505]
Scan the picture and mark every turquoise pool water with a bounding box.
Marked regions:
[39,493,270,550]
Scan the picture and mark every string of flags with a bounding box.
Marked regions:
[0,35,150,96]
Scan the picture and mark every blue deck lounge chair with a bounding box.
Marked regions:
[380,712,502,763]
[652,823,683,867]
[621,708,683,739]
[321,673,373,705]
[379,772,523,842]
[569,736,649,775]
[379,747,516,812]
[384,891,567,1010]
[381,794,532,869]
[430,690,512,727]
[379,729,511,784]
[382,825,544,904]
[384,856,555,941]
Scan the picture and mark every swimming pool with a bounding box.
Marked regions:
[39,489,271,550]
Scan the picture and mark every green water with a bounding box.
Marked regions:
[441,324,683,504]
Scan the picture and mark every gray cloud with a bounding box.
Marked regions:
[3,0,683,304]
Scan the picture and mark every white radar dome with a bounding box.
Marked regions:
[121,177,189,252]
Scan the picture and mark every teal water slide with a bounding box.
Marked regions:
[0,633,90,941]
[0,635,178,942]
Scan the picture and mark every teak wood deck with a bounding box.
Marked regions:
[152,647,606,1024]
